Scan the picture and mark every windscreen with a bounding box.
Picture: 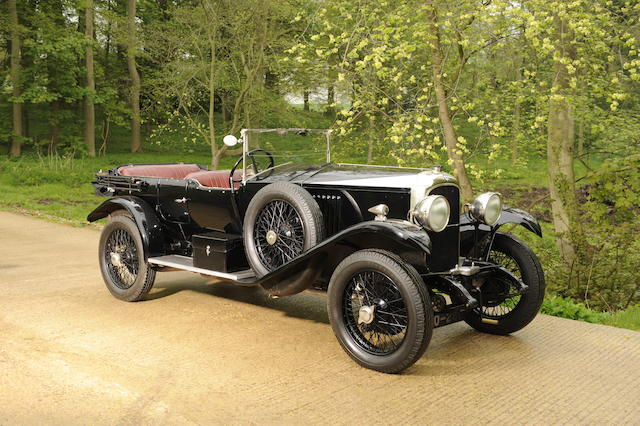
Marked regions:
[243,129,331,174]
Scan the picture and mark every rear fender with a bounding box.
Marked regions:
[87,196,165,259]
[254,220,432,296]
[460,206,541,260]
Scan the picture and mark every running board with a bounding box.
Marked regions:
[148,255,256,281]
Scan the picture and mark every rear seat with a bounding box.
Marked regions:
[185,170,242,189]
[117,164,202,179]
[117,163,242,189]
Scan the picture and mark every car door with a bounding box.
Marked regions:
[187,181,239,232]
[156,178,190,222]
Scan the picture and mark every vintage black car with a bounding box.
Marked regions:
[88,128,545,373]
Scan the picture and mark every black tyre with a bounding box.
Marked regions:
[327,250,433,374]
[99,214,156,302]
[464,233,545,335]
[243,182,325,276]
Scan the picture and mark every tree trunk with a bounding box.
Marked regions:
[84,0,96,156]
[127,0,141,153]
[9,0,22,157]
[426,3,473,199]
[23,106,29,139]
[547,17,585,267]
[104,0,112,72]
[577,109,585,157]
[512,101,520,165]
[512,59,522,165]
[326,85,335,116]
[221,92,228,131]
[208,32,218,169]
[303,90,310,111]
[49,101,61,152]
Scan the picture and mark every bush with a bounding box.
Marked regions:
[541,296,640,330]
[541,296,609,324]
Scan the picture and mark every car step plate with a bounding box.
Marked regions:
[148,255,256,281]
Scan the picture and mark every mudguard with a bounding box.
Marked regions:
[459,206,542,260]
[87,196,165,259]
[244,220,432,296]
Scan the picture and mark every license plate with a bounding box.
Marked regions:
[433,309,464,328]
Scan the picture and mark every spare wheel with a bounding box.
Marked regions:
[243,182,325,277]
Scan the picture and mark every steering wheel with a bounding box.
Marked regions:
[229,149,275,188]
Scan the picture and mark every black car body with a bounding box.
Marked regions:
[88,128,545,373]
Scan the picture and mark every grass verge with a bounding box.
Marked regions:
[542,296,639,331]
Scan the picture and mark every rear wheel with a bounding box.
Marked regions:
[464,233,545,335]
[243,182,324,276]
[99,214,156,302]
[327,250,432,374]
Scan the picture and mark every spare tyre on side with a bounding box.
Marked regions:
[243,182,325,277]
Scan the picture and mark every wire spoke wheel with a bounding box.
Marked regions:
[479,247,523,319]
[104,228,139,289]
[328,250,432,373]
[253,199,305,270]
[465,233,545,335]
[343,270,408,355]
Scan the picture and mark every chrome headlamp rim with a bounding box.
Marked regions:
[469,192,502,226]
[410,194,450,232]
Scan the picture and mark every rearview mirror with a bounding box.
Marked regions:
[223,135,238,147]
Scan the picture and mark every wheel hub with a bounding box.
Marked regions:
[265,230,277,245]
[358,305,376,325]
[110,252,123,267]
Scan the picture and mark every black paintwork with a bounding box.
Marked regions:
[88,161,542,325]
[87,196,165,260]
[235,219,431,296]
[192,231,249,272]
[459,206,542,261]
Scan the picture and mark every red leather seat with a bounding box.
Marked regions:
[185,170,242,189]
[118,164,202,179]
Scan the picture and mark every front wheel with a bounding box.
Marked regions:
[98,214,156,302]
[327,250,433,374]
[464,233,545,335]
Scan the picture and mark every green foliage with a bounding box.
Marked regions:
[606,305,640,331]
[541,296,610,324]
[541,296,640,331]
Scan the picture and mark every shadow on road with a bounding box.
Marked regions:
[146,274,540,378]
[148,276,331,324]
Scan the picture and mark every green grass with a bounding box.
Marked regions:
[606,305,640,331]
[542,296,640,331]
[0,152,238,224]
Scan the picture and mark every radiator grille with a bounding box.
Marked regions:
[313,194,343,237]
[426,185,460,271]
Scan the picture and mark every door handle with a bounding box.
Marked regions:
[174,197,189,204]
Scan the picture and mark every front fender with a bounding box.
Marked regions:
[495,207,542,237]
[460,206,541,259]
[87,196,165,259]
[252,220,431,296]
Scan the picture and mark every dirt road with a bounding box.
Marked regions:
[0,211,638,424]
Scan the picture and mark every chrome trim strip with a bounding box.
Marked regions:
[335,162,429,171]
[241,129,247,184]
[148,255,255,280]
